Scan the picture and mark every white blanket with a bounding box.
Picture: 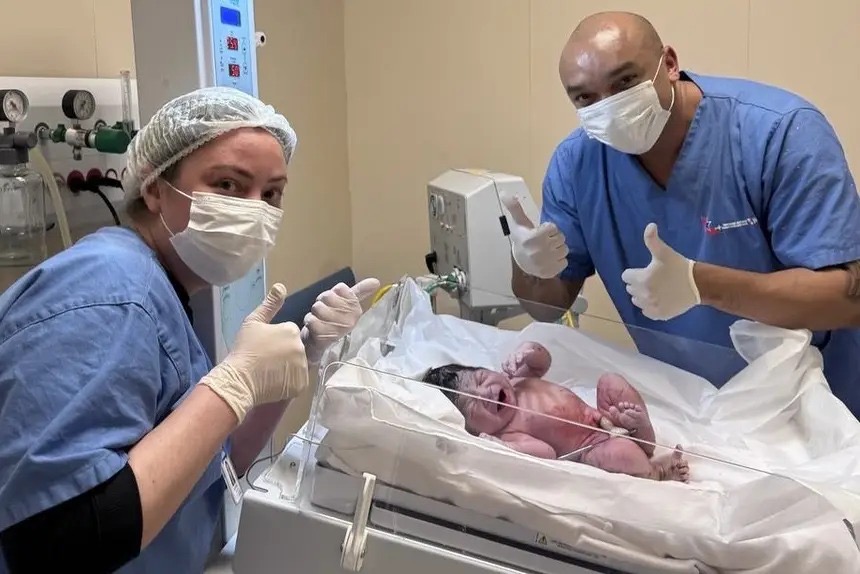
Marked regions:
[311,279,860,572]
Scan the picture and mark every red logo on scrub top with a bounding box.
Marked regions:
[701,216,759,236]
[701,217,721,235]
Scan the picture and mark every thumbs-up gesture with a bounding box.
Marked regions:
[620,223,701,321]
[202,283,309,423]
[301,278,381,365]
[501,195,569,279]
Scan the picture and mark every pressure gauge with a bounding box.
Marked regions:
[62,89,96,121]
[0,89,29,123]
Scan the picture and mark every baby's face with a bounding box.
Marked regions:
[456,369,517,435]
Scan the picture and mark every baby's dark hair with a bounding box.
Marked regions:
[421,364,477,403]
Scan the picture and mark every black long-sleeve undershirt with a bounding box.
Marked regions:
[0,463,142,573]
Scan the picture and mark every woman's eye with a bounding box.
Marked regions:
[262,188,284,206]
[217,179,239,193]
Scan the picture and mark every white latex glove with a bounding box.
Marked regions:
[202,283,308,424]
[301,278,381,365]
[501,196,569,279]
[620,223,701,320]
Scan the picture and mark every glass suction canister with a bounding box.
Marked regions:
[0,129,47,267]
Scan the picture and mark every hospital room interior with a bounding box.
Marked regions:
[2,0,860,572]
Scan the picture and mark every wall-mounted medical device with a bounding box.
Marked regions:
[425,169,588,326]
[36,85,134,161]
[425,169,587,325]
[0,75,142,241]
[0,89,47,267]
[426,169,536,322]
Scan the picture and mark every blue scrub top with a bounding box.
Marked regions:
[0,227,225,573]
[542,71,860,417]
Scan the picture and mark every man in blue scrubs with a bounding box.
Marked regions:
[508,11,860,418]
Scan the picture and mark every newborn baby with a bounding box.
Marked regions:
[422,341,689,482]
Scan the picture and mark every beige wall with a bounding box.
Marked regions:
[344,0,860,343]
[0,0,135,79]
[344,0,532,285]
[255,0,351,294]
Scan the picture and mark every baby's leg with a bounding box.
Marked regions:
[596,373,656,456]
[502,341,552,378]
[581,438,689,483]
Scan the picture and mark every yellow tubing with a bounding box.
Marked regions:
[370,284,395,307]
[562,310,574,327]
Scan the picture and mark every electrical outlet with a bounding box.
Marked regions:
[67,170,85,193]
[86,168,103,182]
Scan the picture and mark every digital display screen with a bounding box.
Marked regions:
[212,1,254,95]
[220,7,241,27]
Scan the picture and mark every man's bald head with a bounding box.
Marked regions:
[559,11,679,110]
[569,12,663,58]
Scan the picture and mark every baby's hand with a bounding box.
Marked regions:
[502,341,552,378]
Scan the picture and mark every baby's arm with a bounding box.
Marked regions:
[480,431,557,459]
[502,341,552,379]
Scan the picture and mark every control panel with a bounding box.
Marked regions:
[208,0,264,350]
[428,187,469,278]
[210,0,256,96]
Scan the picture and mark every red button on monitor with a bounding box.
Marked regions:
[226,36,239,51]
[228,64,241,77]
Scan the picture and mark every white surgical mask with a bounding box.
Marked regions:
[160,181,283,286]
[576,54,676,155]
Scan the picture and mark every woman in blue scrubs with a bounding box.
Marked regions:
[0,87,378,573]
[508,11,860,419]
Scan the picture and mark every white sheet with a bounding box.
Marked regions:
[310,279,860,573]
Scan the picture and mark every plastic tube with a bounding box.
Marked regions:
[31,147,72,249]
[120,70,134,134]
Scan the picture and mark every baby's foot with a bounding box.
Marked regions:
[607,402,649,434]
[502,341,552,378]
[607,402,656,456]
[652,445,690,483]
